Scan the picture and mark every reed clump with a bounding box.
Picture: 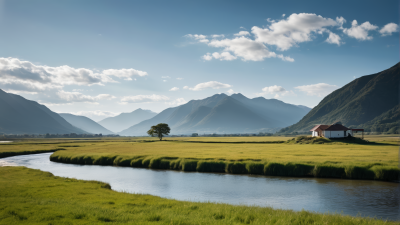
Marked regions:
[50,153,400,181]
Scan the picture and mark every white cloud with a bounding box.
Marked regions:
[326,32,342,45]
[207,36,292,61]
[185,34,209,43]
[176,77,183,80]
[258,85,296,98]
[202,53,213,61]
[169,87,179,91]
[208,52,238,61]
[226,89,235,95]
[162,76,171,79]
[212,34,225,38]
[234,31,250,36]
[51,91,115,104]
[282,14,286,17]
[74,110,119,118]
[165,98,187,106]
[0,57,148,104]
[120,94,170,103]
[184,81,231,91]
[252,13,338,51]
[343,20,378,40]
[102,68,147,81]
[295,83,338,97]
[261,85,286,94]
[240,26,246,29]
[379,23,399,36]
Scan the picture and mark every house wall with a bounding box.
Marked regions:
[324,130,346,138]
[311,131,318,137]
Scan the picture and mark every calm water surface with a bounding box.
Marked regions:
[1,153,399,221]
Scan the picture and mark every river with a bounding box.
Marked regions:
[1,153,399,221]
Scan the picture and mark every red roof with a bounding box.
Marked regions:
[310,124,349,131]
[310,125,329,131]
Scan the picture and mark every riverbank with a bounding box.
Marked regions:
[0,166,397,224]
[49,139,399,182]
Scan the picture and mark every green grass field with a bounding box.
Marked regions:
[46,135,399,181]
[2,135,399,180]
[0,166,397,225]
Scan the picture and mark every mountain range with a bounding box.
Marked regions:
[98,109,157,133]
[0,89,86,135]
[119,93,311,136]
[59,113,114,135]
[279,63,399,134]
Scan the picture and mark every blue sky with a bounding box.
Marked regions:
[0,0,398,121]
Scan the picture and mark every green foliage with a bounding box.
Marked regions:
[147,123,171,141]
[1,167,397,225]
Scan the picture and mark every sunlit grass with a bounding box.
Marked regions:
[0,167,397,224]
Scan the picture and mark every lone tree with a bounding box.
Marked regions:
[147,123,171,141]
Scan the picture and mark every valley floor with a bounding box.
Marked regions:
[2,135,397,181]
[0,166,398,224]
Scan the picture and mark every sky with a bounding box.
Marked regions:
[0,0,398,121]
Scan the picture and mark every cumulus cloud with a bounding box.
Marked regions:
[326,32,342,45]
[226,89,235,95]
[212,34,225,38]
[252,13,338,51]
[165,98,187,106]
[234,31,250,36]
[295,83,338,97]
[0,57,148,104]
[184,81,231,91]
[185,34,209,43]
[176,77,183,80]
[66,110,119,121]
[379,23,399,36]
[186,13,349,62]
[102,68,147,81]
[120,94,170,103]
[258,85,295,98]
[74,110,119,118]
[343,20,378,40]
[203,52,237,61]
[41,91,116,104]
[207,36,293,61]
[169,87,179,91]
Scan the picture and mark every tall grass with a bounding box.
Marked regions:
[2,167,397,224]
[50,153,400,181]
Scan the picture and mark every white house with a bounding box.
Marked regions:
[310,123,364,139]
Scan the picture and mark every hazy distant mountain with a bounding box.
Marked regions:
[98,108,157,133]
[0,89,87,135]
[59,113,114,135]
[119,93,310,136]
[279,63,400,134]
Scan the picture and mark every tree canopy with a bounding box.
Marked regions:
[147,123,170,141]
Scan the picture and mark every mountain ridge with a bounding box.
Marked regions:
[279,63,400,134]
[119,93,311,136]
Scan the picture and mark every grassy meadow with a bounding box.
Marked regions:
[45,135,399,181]
[0,166,398,225]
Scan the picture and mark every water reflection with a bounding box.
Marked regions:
[0,153,398,221]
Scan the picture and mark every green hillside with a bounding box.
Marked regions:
[280,63,399,134]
